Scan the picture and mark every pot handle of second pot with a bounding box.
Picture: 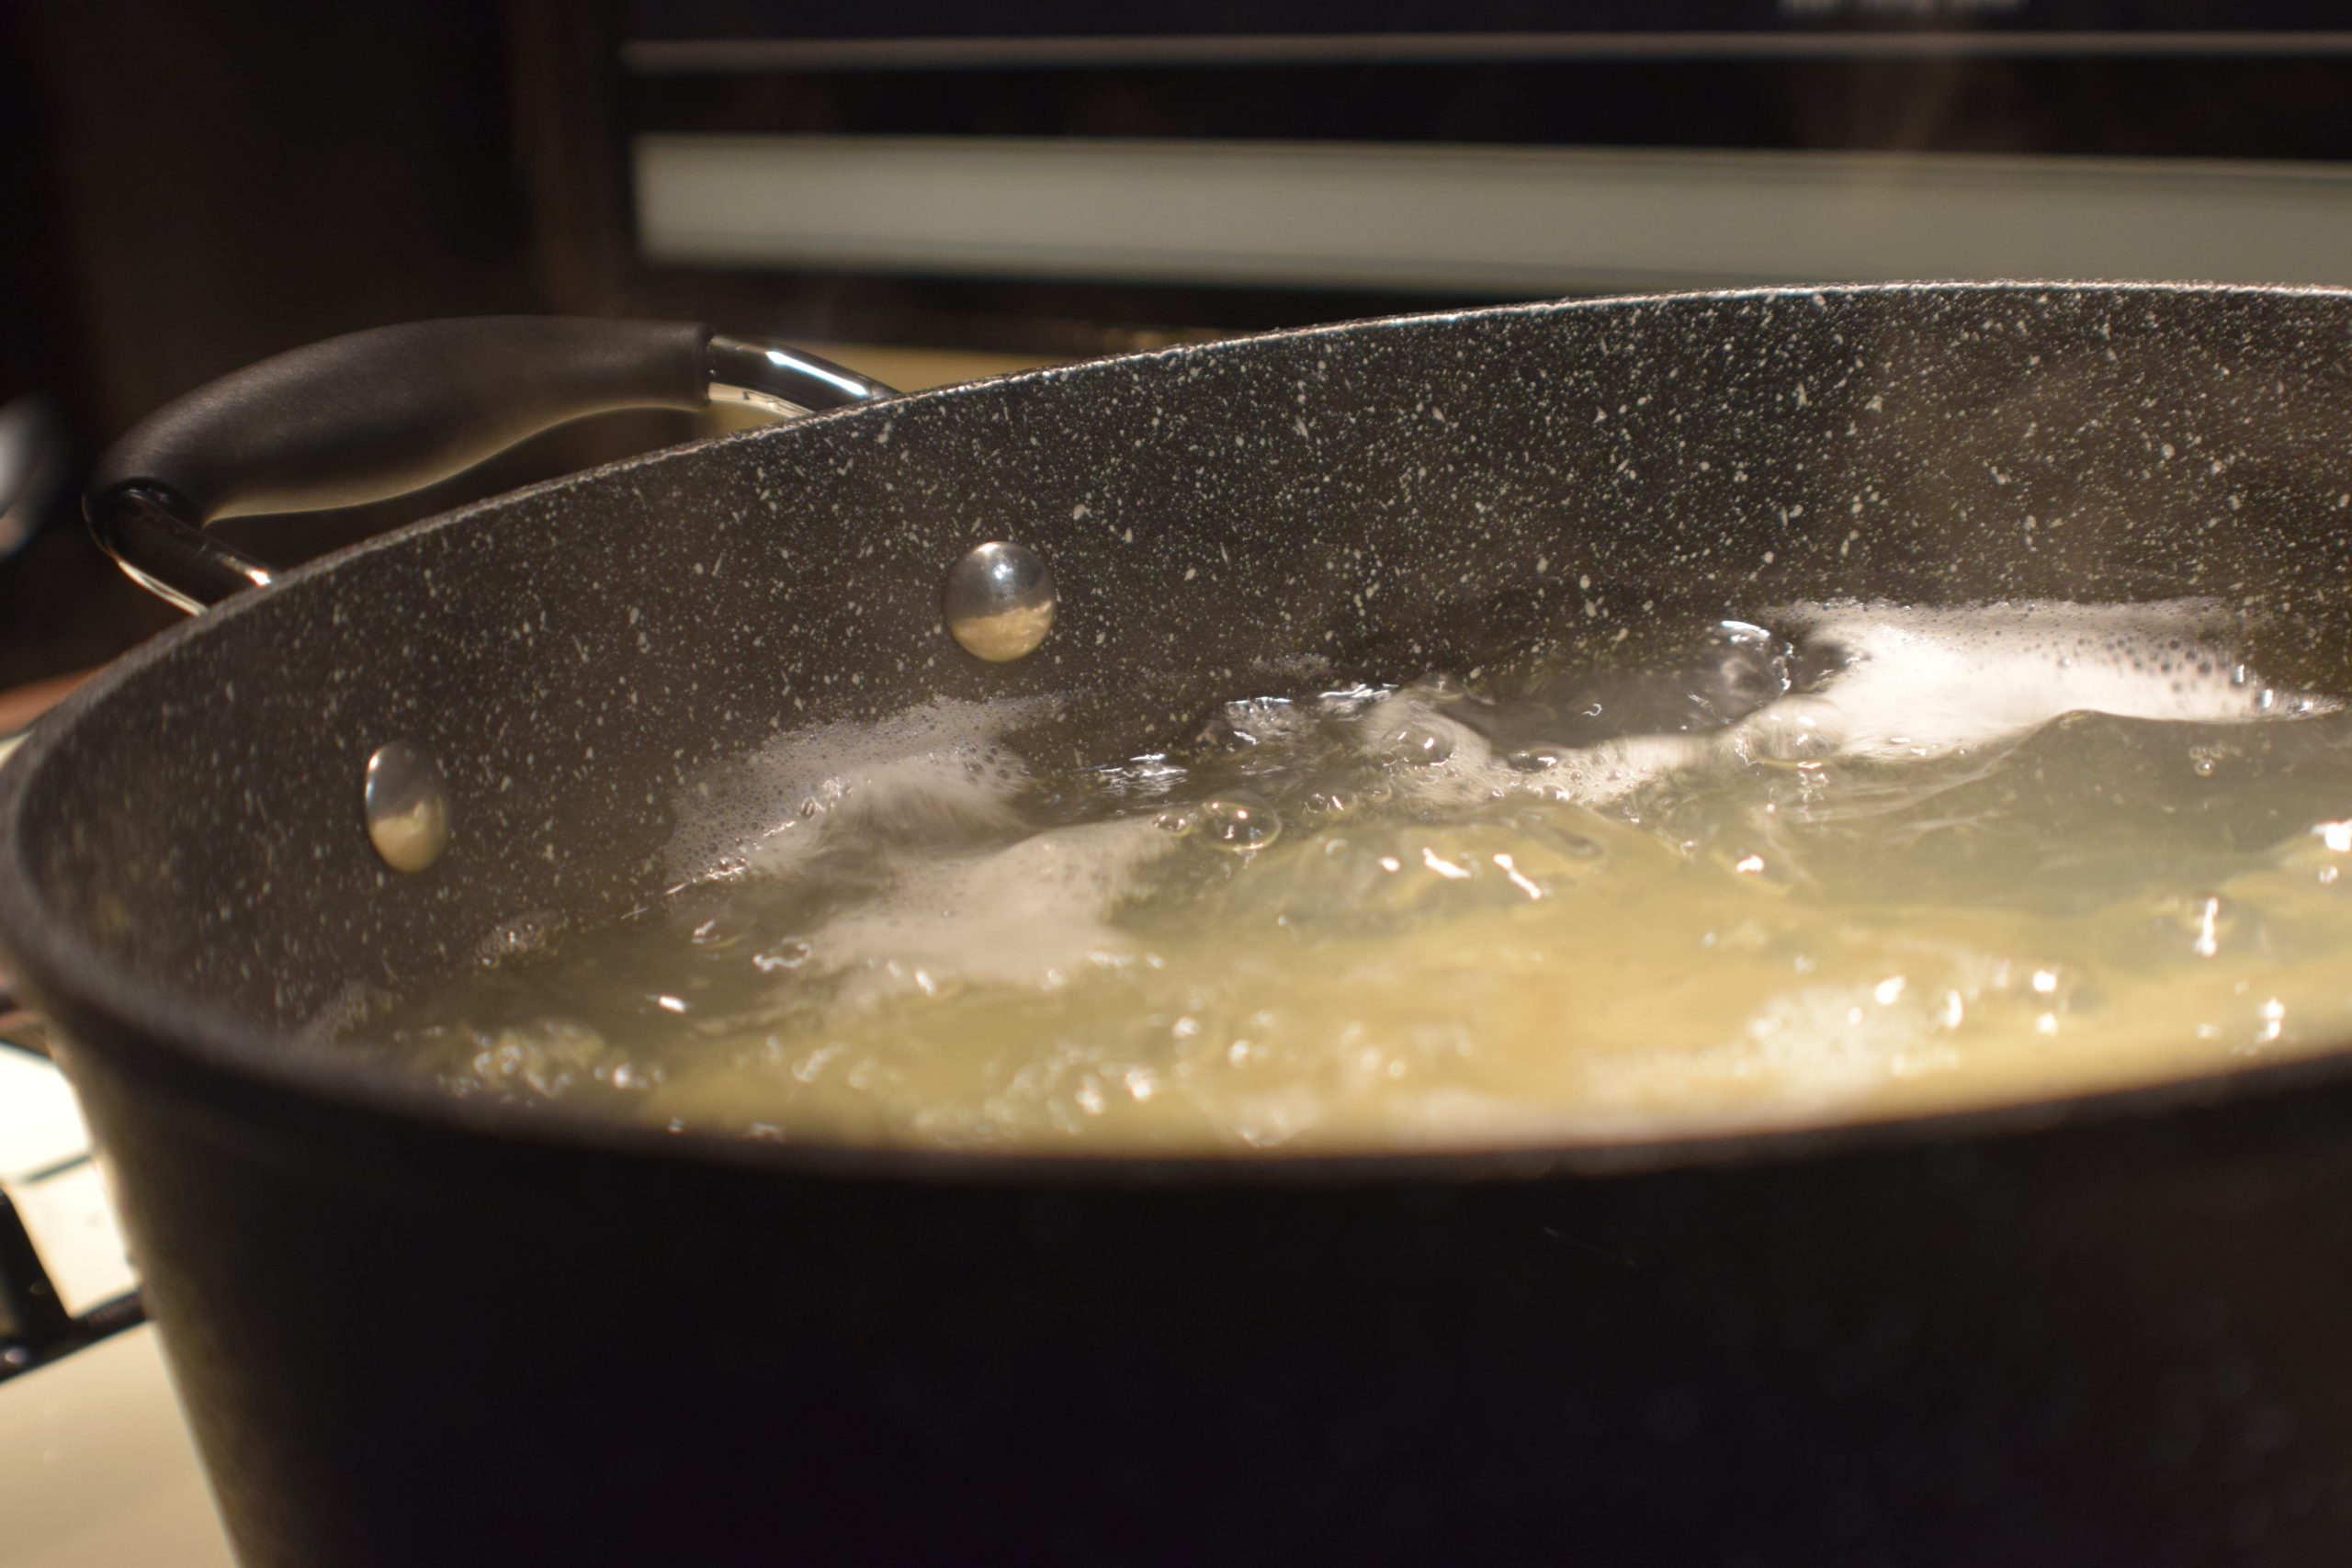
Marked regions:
[84,317,898,613]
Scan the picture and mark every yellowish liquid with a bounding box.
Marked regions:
[355,602,2352,1152]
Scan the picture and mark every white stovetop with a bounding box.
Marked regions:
[0,1327,233,1567]
[0,1042,234,1565]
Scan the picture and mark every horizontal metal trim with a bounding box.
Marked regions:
[0,1288,147,1385]
[623,31,2352,73]
[635,135,2352,296]
[15,1151,90,1185]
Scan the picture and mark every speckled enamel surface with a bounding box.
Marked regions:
[11,283,2352,1044]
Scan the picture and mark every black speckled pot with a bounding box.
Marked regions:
[9,284,2352,1566]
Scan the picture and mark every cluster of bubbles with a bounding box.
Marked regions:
[1155,794,1283,852]
[1085,675,1523,864]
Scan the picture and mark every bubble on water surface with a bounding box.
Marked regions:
[2153,892,2244,959]
[1198,792,1283,852]
[479,912,559,967]
[1381,723,1455,765]
[753,940,813,973]
[1300,787,1359,824]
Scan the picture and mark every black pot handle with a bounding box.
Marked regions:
[85,317,898,613]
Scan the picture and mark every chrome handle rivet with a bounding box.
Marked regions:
[944,540,1057,662]
[364,740,452,874]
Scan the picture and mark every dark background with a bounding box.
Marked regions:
[2,0,538,682]
[6,0,2352,691]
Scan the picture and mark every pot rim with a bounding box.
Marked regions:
[11,276,2352,1188]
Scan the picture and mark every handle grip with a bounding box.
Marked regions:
[85,317,895,612]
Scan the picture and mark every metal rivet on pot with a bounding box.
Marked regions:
[364,740,451,874]
[944,540,1056,662]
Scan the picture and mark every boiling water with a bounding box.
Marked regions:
[347,599,2352,1152]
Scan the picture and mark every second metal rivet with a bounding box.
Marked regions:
[944,540,1056,662]
[364,739,451,874]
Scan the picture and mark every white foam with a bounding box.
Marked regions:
[1753,599,2329,761]
[666,695,1056,885]
[668,694,1181,1003]
[811,818,1177,1003]
[1367,599,2334,813]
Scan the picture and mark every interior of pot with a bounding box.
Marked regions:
[12,282,2352,1134]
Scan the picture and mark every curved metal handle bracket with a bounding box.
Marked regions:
[707,335,895,417]
[85,321,897,614]
[89,486,277,615]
